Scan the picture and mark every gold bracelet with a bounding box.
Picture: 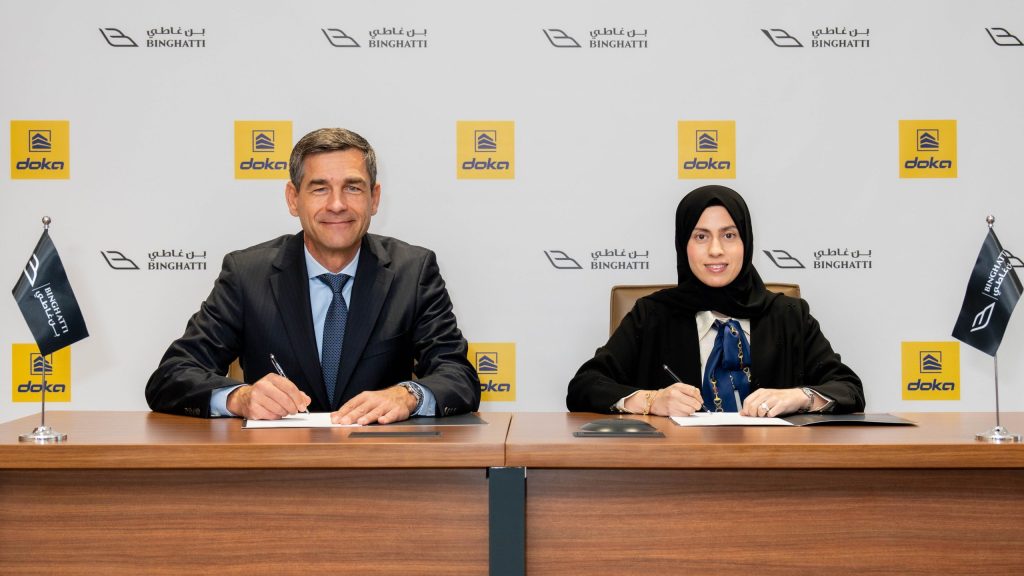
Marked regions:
[643,390,656,416]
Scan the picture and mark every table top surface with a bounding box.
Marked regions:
[0,411,512,469]
[3,411,1023,470]
[505,412,1024,469]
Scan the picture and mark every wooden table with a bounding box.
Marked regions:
[505,412,1024,576]
[0,411,511,576]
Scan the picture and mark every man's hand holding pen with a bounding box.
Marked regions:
[226,369,311,420]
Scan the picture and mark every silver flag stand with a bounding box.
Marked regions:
[973,216,1022,443]
[976,354,1021,443]
[18,353,67,443]
[18,217,68,444]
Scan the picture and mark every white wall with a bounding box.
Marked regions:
[3,0,1022,423]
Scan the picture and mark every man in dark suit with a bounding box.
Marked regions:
[146,128,479,424]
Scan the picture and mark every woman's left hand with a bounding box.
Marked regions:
[740,388,809,417]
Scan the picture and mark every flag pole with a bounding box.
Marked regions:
[18,216,67,444]
[975,216,1021,443]
[41,354,47,428]
[976,354,1020,442]
[994,354,1001,429]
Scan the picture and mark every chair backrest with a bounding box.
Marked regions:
[609,283,801,335]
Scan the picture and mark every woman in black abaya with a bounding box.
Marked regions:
[566,185,864,417]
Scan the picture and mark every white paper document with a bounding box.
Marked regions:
[243,412,362,429]
[671,413,794,427]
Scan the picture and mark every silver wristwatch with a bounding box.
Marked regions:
[399,382,424,413]
[798,387,815,413]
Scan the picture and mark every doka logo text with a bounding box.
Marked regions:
[467,342,516,401]
[11,121,70,179]
[899,120,956,178]
[457,121,515,179]
[678,120,735,179]
[234,121,292,179]
[12,344,71,402]
[901,341,959,400]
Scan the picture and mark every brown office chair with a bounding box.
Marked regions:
[609,283,800,335]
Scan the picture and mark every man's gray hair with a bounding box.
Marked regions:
[289,128,377,189]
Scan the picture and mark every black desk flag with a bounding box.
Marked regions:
[952,228,1022,356]
[11,229,89,356]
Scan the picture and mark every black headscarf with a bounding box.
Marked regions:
[649,185,777,318]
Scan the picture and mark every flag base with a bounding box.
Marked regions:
[975,425,1022,443]
[18,425,67,444]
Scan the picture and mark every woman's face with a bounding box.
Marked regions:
[686,205,744,288]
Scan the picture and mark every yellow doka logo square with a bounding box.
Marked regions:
[11,344,71,402]
[899,120,956,178]
[678,120,735,179]
[10,120,70,179]
[901,341,959,400]
[467,342,516,401]
[456,121,515,179]
[234,120,292,179]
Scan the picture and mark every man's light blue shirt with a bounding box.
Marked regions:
[210,245,435,417]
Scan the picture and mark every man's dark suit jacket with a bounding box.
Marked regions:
[146,232,480,418]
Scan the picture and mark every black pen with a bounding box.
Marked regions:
[662,364,711,413]
[269,353,308,414]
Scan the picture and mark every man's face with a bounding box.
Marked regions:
[285,149,381,272]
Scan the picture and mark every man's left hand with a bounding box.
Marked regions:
[332,385,417,425]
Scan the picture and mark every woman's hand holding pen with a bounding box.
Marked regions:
[655,383,707,416]
[226,373,311,420]
[624,383,705,416]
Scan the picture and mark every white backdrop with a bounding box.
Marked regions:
[3,0,1023,423]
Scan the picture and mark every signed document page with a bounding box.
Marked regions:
[670,413,794,427]
[243,412,361,429]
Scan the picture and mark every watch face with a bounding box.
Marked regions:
[401,383,423,407]
[800,388,814,412]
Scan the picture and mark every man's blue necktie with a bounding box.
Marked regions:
[318,273,350,404]
[701,319,752,412]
